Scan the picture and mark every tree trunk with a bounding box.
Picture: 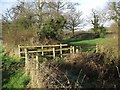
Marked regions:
[118,18,120,65]
[72,28,75,37]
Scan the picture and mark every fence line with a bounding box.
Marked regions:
[18,44,76,61]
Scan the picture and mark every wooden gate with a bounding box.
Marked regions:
[18,44,75,61]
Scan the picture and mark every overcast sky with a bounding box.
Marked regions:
[0,0,109,15]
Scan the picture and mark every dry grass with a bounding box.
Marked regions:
[25,59,84,88]
[3,30,36,46]
[3,29,39,56]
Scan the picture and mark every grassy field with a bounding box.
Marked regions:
[63,37,111,52]
[69,38,110,45]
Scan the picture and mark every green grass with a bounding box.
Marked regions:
[63,38,110,52]
[69,38,110,45]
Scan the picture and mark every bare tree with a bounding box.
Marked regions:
[65,10,82,36]
[107,1,120,23]
[33,0,47,29]
[46,0,68,19]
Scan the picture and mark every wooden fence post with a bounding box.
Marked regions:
[35,55,39,87]
[18,45,21,58]
[96,43,98,53]
[53,48,55,58]
[25,48,29,73]
[70,46,72,53]
[75,46,78,53]
[72,46,75,54]
[25,48,28,61]
[41,46,44,56]
[36,55,39,61]
[60,44,62,58]
[36,55,39,69]
[76,49,79,53]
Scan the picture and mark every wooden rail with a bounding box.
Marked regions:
[18,44,75,61]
